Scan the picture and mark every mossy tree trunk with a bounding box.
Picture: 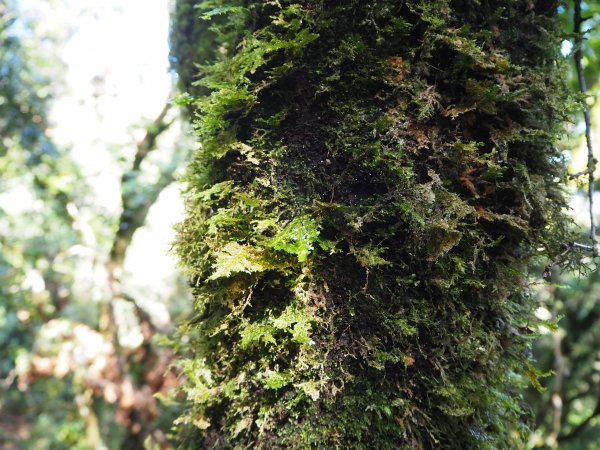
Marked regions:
[171,0,569,448]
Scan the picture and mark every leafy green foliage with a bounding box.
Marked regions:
[527,267,600,448]
[558,1,600,93]
[524,3,600,447]
[172,0,572,448]
[0,5,91,447]
[0,3,188,448]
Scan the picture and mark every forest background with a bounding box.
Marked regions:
[0,0,599,449]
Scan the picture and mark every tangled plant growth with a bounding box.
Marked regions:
[171,0,571,447]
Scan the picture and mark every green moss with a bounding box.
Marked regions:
[171,0,571,448]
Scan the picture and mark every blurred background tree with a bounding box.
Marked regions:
[0,0,192,448]
[526,1,600,448]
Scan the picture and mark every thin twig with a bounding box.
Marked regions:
[544,242,574,279]
[572,242,595,251]
[543,241,594,279]
[569,168,592,180]
[574,0,598,257]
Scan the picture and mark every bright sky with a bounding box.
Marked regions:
[50,0,173,213]
[16,0,188,329]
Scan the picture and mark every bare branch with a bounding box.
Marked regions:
[544,243,573,279]
[569,168,592,180]
[99,99,184,445]
[543,242,594,279]
[132,101,174,172]
[109,100,178,270]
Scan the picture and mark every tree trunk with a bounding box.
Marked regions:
[171,0,568,447]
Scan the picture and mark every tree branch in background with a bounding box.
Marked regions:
[543,241,594,279]
[102,98,184,448]
[575,0,598,257]
[544,3,599,278]
[569,168,592,180]
[109,100,176,271]
[132,101,175,172]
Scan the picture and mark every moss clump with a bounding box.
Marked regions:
[171,1,569,448]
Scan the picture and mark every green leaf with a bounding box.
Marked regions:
[525,361,551,393]
[173,92,193,106]
[196,181,234,202]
